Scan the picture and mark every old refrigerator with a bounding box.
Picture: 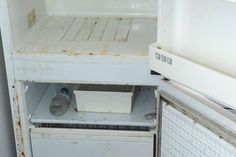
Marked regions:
[0,0,236,156]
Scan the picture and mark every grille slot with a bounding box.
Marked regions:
[34,123,153,132]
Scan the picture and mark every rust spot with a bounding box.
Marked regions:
[14,94,25,157]
[66,50,81,56]
[18,120,21,128]
[16,95,20,104]
[21,152,25,157]
[100,49,108,55]
[101,42,110,55]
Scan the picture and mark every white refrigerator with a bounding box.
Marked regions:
[0,0,236,156]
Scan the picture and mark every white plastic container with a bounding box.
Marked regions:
[74,85,135,114]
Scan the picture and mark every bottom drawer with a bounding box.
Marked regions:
[31,128,154,157]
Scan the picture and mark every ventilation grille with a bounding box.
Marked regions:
[34,123,153,132]
[161,103,236,157]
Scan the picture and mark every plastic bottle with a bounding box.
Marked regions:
[49,87,71,116]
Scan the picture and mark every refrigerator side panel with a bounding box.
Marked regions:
[0,32,16,157]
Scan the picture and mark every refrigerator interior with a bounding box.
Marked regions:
[7,0,157,57]
[22,83,157,130]
[19,82,158,157]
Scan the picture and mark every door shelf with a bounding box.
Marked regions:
[31,85,157,128]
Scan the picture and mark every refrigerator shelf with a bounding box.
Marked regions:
[31,84,157,128]
[16,16,156,58]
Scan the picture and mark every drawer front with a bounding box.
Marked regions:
[31,129,154,157]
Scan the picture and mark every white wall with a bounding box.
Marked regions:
[0,32,16,157]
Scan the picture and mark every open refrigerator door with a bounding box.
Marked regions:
[149,0,236,110]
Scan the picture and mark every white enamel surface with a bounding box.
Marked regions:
[160,81,236,132]
[161,102,236,157]
[158,0,236,78]
[31,128,153,157]
[13,54,160,85]
[0,32,16,157]
[151,0,236,107]
[31,85,156,127]
[7,0,46,49]
[11,16,158,85]
[16,16,156,57]
[150,45,236,110]
[6,0,157,50]
[46,0,157,17]
[74,86,134,114]
[4,0,158,85]
[1,0,157,157]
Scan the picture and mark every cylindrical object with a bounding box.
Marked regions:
[49,88,71,116]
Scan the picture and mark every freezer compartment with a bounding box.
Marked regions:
[31,128,154,157]
[30,84,157,131]
[74,84,135,114]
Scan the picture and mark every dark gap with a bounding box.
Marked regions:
[153,134,157,157]
[34,123,153,132]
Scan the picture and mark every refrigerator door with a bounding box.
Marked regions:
[158,80,236,157]
[150,0,236,109]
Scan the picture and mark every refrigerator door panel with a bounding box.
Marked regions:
[158,81,236,157]
[150,0,236,109]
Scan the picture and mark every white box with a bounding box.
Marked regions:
[74,85,135,114]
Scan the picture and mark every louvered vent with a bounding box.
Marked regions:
[34,123,153,132]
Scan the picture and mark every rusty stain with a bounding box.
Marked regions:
[20,152,25,157]
[16,95,20,104]
[17,120,21,128]
[64,49,81,56]
[100,42,110,55]
[15,94,25,157]
[27,8,36,29]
